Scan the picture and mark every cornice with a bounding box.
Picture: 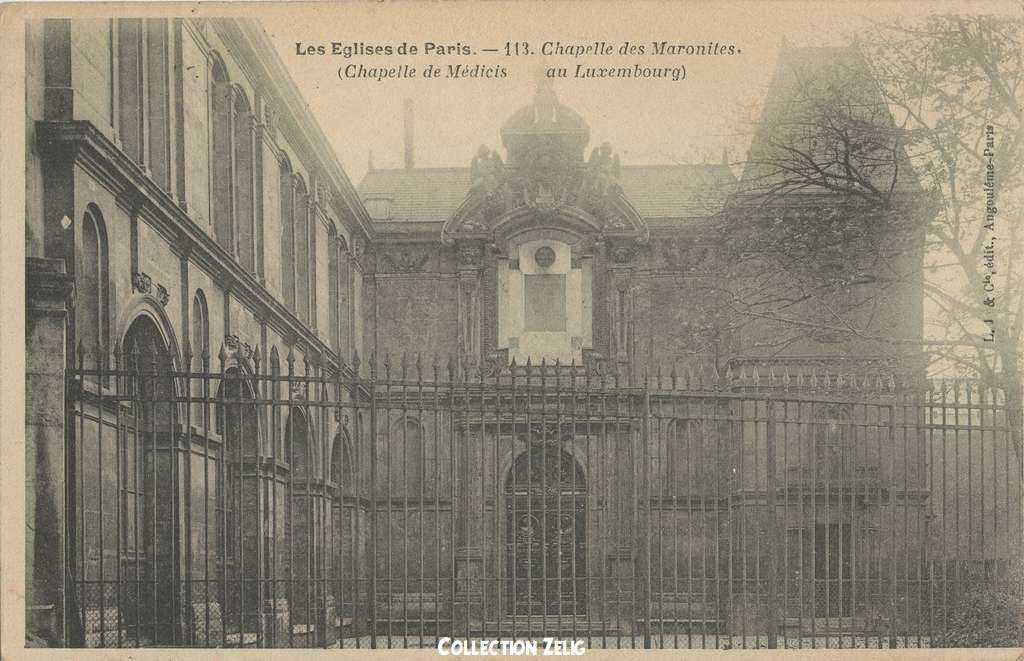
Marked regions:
[35,119,346,374]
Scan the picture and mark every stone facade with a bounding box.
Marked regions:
[25,19,968,648]
[25,17,371,645]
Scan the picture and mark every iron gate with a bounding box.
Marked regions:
[64,342,1024,648]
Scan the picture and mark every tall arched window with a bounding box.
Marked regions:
[145,19,171,191]
[115,18,175,190]
[116,19,144,164]
[279,158,295,312]
[210,55,233,254]
[331,430,354,486]
[77,206,109,372]
[328,229,340,352]
[234,88,255,272]
[190,290,209,364]
[294,175,310,324]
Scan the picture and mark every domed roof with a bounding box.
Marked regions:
[500,78,589,137]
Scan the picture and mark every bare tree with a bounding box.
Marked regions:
[712,44,932,374]
[713,15,1023,452]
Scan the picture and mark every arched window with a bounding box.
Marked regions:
[287,406,312,478]
[331,430,354,485]
[77,206,109,373]
[116,20,144,164]
[234,88,255,272]
[116,19,172,188]
[190,290,209,364]
[293,175,310,324]
[210,55,233,253]
[328,230,340,352]
[279,158,295,311]
[145,19,171,191]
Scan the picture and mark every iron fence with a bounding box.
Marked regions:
[64,341,1024,648]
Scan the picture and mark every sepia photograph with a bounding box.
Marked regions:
[6,0,1023,655]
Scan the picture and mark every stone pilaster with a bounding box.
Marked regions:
[25,257,74,646]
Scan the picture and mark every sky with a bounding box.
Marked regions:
[261,1,898,188]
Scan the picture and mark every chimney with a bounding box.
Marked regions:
[403,98,414,169]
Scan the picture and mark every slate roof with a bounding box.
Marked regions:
[357,163,736,224]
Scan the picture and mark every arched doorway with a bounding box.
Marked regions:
[284,407,316,629]
[504,445,586,615]
[121,314,178,643]
[329,430,357,629]
[215,368,261,636]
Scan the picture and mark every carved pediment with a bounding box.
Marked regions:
[442,142,647,244]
